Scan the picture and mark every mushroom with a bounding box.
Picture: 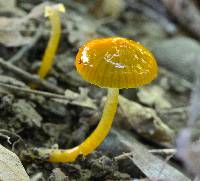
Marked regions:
[31,4,65,88]
[37,37,158,163]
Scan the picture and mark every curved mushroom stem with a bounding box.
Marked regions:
[38,4,65,79]
[31,4,65,88]
[38,88,119,163]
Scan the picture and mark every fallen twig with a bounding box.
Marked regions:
[114,148,176,161]
[0,58,64,94]
[0,82,96,109]
[149,148,176,155]
[0,82,68,100]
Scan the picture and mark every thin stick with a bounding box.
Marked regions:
[114,149,176,161]
[149,148,176,155]
[0,58,64,94]
[0,82,69,100]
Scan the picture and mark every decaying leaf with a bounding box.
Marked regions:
[0,2,53,47]
[112,129,189,180]
[53,54,87,87]
[0,0,25,16]
[137,85,172,109]
[49,168,68,181]
[64,87,97,110]
[117,96,174,145]
[0,17,32,47]
[12,99,42,128]
[93,0,125,18]
[0,0,16,11]
[25,2,51,20]
[62,12,97,46]
[0,75,27,87]
[0,144,30,181]
[51,87,97,110]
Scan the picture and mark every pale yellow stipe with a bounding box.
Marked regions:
[38,88,119,163]
[38,4,65,79]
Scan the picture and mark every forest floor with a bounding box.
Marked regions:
[1,0,200,180]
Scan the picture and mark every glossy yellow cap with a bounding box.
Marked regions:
[75,37,158,88]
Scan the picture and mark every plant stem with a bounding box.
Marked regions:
[38,88,119,163]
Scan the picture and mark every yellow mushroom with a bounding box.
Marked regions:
[31,4,65,88]
[37,37,158,163]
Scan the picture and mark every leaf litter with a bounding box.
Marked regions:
[0,0,197,180]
